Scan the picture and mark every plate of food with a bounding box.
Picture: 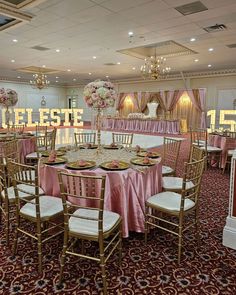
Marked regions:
[42,157,67,165]
[137,151,160,158]
[100,160,130,170]
[66,160,96,170]
[79,143,98,149]
[131,157,157,166]
[103,143,123,149]
[41,150,65,157]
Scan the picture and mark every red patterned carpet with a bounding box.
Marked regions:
[0,136,236,295]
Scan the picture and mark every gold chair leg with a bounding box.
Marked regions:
[13,215,20,255]
[37,222,43,274]
[99,241,107,295]
[5,211,9,246]
[59,229,69,284]
[81,240,85,255]
[144,206,149,244]
[118,222,122,266]
[178,218,183,264]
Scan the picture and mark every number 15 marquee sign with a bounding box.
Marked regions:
[207,109,236,130]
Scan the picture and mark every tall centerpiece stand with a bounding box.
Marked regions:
[0,88,18,128]
[83,80,117,153]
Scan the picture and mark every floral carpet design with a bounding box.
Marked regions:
[0,136,236,294]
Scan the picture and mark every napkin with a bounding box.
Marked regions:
[143,157,150,164]
[76,160,87,167]
[48,150,57,162]
[85,143,92,148]
[110,142,117,148]
[108,160,119,168]
[147,151,153,157]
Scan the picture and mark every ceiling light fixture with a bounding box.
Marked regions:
[42,65,46,68]
[140,52,171,80]
[11,59,15,63]
[132,67,136,70]
[56,49,60,52]
[194,59,199,62]
[30,72,50,90]
[93,56,97,59]
[106,75,109,78]
[208,64,212,67]
[117,62,121,65]
[13,39,18,43]
[190,37,196,42]
[128,31,134,36]
[208,48,214,52]
[73,78,76,81]
[56,76,59,79]
[17,76,21,78]
[67,69,71,72]
[89,72,92,75]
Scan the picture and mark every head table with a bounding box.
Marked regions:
[39,148,162,238]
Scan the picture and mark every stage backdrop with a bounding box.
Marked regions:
[116,89,206,130]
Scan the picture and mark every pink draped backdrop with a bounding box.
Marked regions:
[116,89,206,129]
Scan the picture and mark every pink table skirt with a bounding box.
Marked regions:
[209,135,236,168]
[102,118,180,134]
[39,163,162,238]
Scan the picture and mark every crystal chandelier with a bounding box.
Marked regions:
[30,72,50,90]
[140,55,171,80]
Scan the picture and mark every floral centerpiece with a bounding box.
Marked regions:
[0,88,18,126]
[83,80,117,151]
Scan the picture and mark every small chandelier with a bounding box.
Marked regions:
[140,55,171,80]
[30,72,50,90]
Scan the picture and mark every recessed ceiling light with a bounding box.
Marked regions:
[117,62,121,65]
[13,39,18,43]
[208,48,214,52]
[132,67,136,70]
[42,65,46,68]
[106,75,109,78]
[56,76,59,79]
[17,76,21,78]
[89,72,92,75]
[194,59,199,62]
[11,59,15,63]
[190,38,196,42]
[128,31,134,36]
[93,56,97,59]
[56,80,58,83]
[56,49,60,52]
[67,69,71,72]
[73,78,76,81]
[208,64,212,67]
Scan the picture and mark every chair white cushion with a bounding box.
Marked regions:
[69,208,120,237]
[162,165,174,175]
[1,184,44,200]
[26,152,41,159]
[20,195,63,218]
[228,149,235,156]
[193,140,206,146]
[200,146,222,152]
[163,177,194,190]
[147,191,195,211]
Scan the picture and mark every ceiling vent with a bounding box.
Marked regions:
[104,63,116,66]
[227,43,236,48]
[203,24,227,33]
[31,45,50,51]
[175,1,208,15]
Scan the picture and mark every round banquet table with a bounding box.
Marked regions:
[208,134,236,168]
[39,148,162,238]
[0,134,36,163]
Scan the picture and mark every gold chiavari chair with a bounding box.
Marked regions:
[26,128,57,163]
[57,171,122,295]
[35,124,49,136]
[8,124,25,134]
[162,137,181,176]
[112,132,133,148]
[145,157,205,264]
[74,132,96,147]
[162,145,205,192]
[190,128,222,167]
[8,161,63,274]
[222,132,236,173]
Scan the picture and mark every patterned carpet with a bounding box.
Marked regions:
[0,136,236,295]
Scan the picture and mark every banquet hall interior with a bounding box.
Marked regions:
[0,0,236,294]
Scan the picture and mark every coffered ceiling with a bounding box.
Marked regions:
[0,0,236,85]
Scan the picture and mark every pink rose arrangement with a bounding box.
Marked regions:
[0,88,18,107]
[83,80,117,109]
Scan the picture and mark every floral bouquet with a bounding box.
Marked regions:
[83,80,117,109]
[0,88,18,107]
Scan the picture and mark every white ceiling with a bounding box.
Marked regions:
[0,0,236,85]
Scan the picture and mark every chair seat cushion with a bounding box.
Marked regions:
[26,152,40,159]
[147,191,195,211]
[228,149,235,156]
[162,165,174,175]
[20,195,63,219]
[163,177,194,190]
[1,184,44,200]
[201,146,222,152]
[69,208,120,237]
[193,140,206,146]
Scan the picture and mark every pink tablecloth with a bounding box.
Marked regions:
[18,137,36,163]
[39,163,162,238]
[102,118,180,134]
[209,134,236,168]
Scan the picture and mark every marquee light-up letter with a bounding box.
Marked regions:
[25,108,37,127]
[14,108,25,125]
[73,108,83,126]
[39,108,50,126]
[207,110,216,130]
[50,109,61,126]
[61,109,73,126]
